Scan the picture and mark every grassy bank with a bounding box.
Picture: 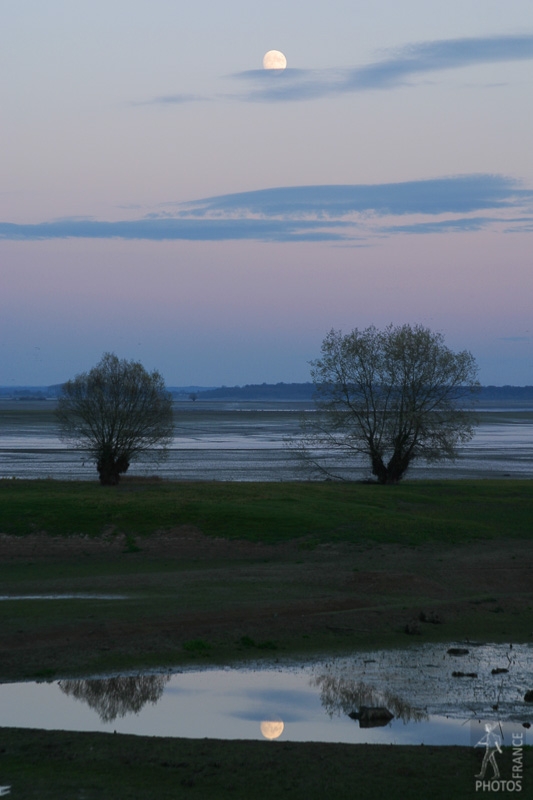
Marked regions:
[1,478,532,545]
[3,728,529,800]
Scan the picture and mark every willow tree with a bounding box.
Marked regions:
[56,353,173,485]
[301,324,479,484]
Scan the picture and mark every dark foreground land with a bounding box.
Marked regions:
[0,479,532,797]
[2,728,531,800]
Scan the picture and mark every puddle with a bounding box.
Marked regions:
[322,643,533,722]
[0,595,127,601]
[1,644,532,745]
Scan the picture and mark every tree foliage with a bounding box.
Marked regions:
[56,353,174,485]
[301,324,479,484]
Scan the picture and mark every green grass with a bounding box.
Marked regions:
[1,478,532,545]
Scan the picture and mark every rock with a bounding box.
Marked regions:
[524,690,533,703]
[452,671,478,678]
[404,621,421,635]
[523,722,531,728]
[419,611,443,624]
[491,668,509,675]
[447,647,469,656]
[355,706,394,728]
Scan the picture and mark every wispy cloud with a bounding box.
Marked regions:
[234,34,533,102]
[1,174,530,244]
[379,217,498,234]
[0,217,351,243]
[132,93,209,106]
[179,175,528,217]
[135,34,533,107]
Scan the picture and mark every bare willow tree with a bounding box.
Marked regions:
[299,324,479,484]
[56,353,174,485]
[59,675,170,722]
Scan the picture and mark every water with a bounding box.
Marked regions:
[1,402,532,481]
[1,645,532,745]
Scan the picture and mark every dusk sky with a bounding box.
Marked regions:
[1,0,532,386]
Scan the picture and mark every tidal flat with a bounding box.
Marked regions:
[1,399,532,481]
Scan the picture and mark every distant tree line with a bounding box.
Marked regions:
[1,383,533,402]
[1,384,532,403]
[476,386,533,401]
[182,382,315,401]
[170,383,533,403]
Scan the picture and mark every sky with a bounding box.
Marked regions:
[1,0,532,387]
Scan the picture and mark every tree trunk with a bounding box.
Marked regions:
[384,450,411,484]
[371,454,389,484]
[97,456,120,486]
[371,450,411,484]
[97,453,130,486]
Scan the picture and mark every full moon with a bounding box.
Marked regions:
[260,720,285,740]
[263,50,287,70]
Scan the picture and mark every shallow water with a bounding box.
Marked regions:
[1,403,532,481]
[2,644,532,745]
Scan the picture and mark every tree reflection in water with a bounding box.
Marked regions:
[311,674,428,724]
[59,675,170,722]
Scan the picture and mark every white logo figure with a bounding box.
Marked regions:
[475,722,503,779]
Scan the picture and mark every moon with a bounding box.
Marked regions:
[260,720,285,740]
[263,50,287,70]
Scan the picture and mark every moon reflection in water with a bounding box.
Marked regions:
[260,719,285,740]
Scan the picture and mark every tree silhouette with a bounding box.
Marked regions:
[300,324,479,484]
[56,353,173,485]
[59,675,170,722]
